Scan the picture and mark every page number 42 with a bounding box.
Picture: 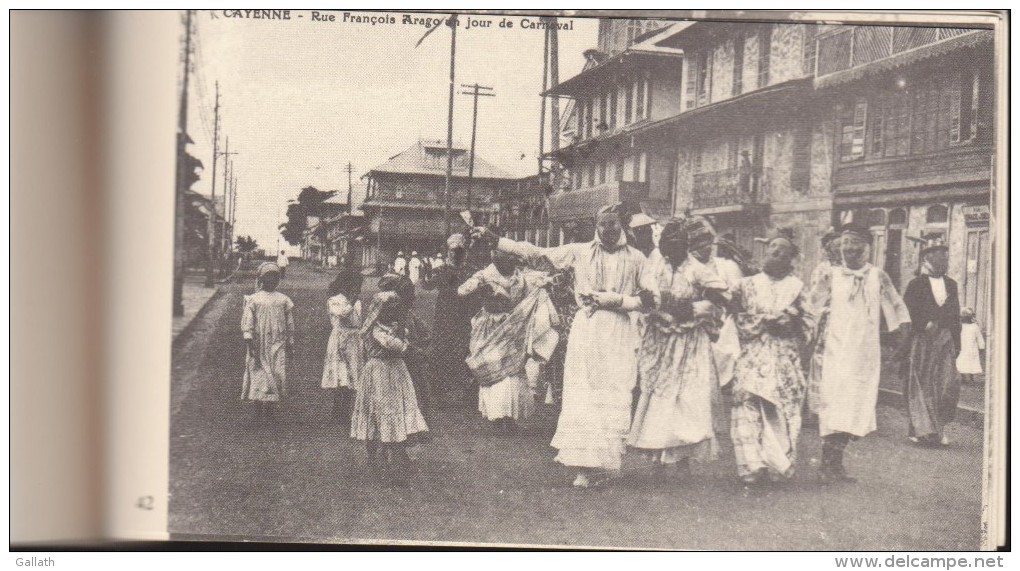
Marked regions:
[136,496,155,510]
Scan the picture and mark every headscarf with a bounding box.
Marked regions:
[359,291,401,338]
[258,262,281,278]
[684,216,716,250]
[595,202,623,219]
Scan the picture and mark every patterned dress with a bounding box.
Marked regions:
[241,290,295,402]
[350,321,429,443]
[729,272,812,479]
[458,265,559,421]
[629,255,726,464]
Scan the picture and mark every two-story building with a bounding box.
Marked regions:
[360,139,518,271]
[639,21,832,280]
[810,24,994,323]
[543,21,684,243]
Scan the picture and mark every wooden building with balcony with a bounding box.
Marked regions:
[645,21,834,279]
[543,23,686,242]
[359,140,517,272]
[811,24,994,325]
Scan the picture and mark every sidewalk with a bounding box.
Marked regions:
[172,274,221,342]
[878,357,986,426]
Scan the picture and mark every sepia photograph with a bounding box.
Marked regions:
[163,9,1003,550]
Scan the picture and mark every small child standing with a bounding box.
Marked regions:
[322,269,364,426]
[350,291,429,485]
[956,307,985,384]
[241,263,295,422]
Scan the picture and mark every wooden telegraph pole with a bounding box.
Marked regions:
[173,9,193,316]
[459,83,494,212]
[204,82,220,288]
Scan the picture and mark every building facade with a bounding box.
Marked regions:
[544,18,994,327]
[648,22,832,282]
[810,25,994,323]
[360,140,518,272]
[545,24,685,242]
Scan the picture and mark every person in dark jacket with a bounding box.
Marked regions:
[902,238,961,447]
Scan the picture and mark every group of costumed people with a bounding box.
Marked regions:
[238,202,978,488]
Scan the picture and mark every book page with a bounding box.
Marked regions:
[52,9,1009,549]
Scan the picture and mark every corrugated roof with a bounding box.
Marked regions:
[368,139,515,180]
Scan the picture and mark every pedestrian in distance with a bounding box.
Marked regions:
[276,250,290,279]
[241,263,295,424]
[408,251,423,285]
[902,237,961,447]
[956,308,984,385]
[350,290,430,486]
[322,268,364,428]
[392,251,408,277]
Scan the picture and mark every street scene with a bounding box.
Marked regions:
[169,11,996,549]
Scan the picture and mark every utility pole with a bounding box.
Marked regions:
[539,24,549,178]
[413,14,459,235]
[549,18,560,157]
[341,162,355,264]
[225,168,236,258]
[443,15,458,235]
[230,174,238,238]
[459,83,494,212]
[214,137,239,283]
[173,9,193,316]
[204,82,220,287]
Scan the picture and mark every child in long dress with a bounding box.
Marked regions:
[350,291,429,484]
[322,270,363,425]
[956,307,985,384]
[241,263,295,422]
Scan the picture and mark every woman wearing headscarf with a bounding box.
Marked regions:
[350,290,429,485]
[241,263,295,423]
[728,231,814,487]
[628,219,728,478]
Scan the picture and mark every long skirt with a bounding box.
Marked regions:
[731,395,802,479]
[903,326,960,440]
[321,328,361,390]
[629,326,717,465]
[479,375,534,421]
[551,309,639,471]
[242,341,286,402]
[350,357,429,443]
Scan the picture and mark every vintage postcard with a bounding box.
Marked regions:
[157,9,1006,549]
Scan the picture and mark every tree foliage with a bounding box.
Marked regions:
[279,186,335,245]
[235,235,259,254]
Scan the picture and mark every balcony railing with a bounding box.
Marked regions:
[816,26,976,78]
[548,180,649,222]
[691,167,770,211]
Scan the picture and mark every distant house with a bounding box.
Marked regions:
[359,139,518,271]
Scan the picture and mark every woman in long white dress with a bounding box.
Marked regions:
[629,220,728,476]
[241,263,295,422]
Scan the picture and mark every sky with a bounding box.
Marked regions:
[184,10,598,254]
